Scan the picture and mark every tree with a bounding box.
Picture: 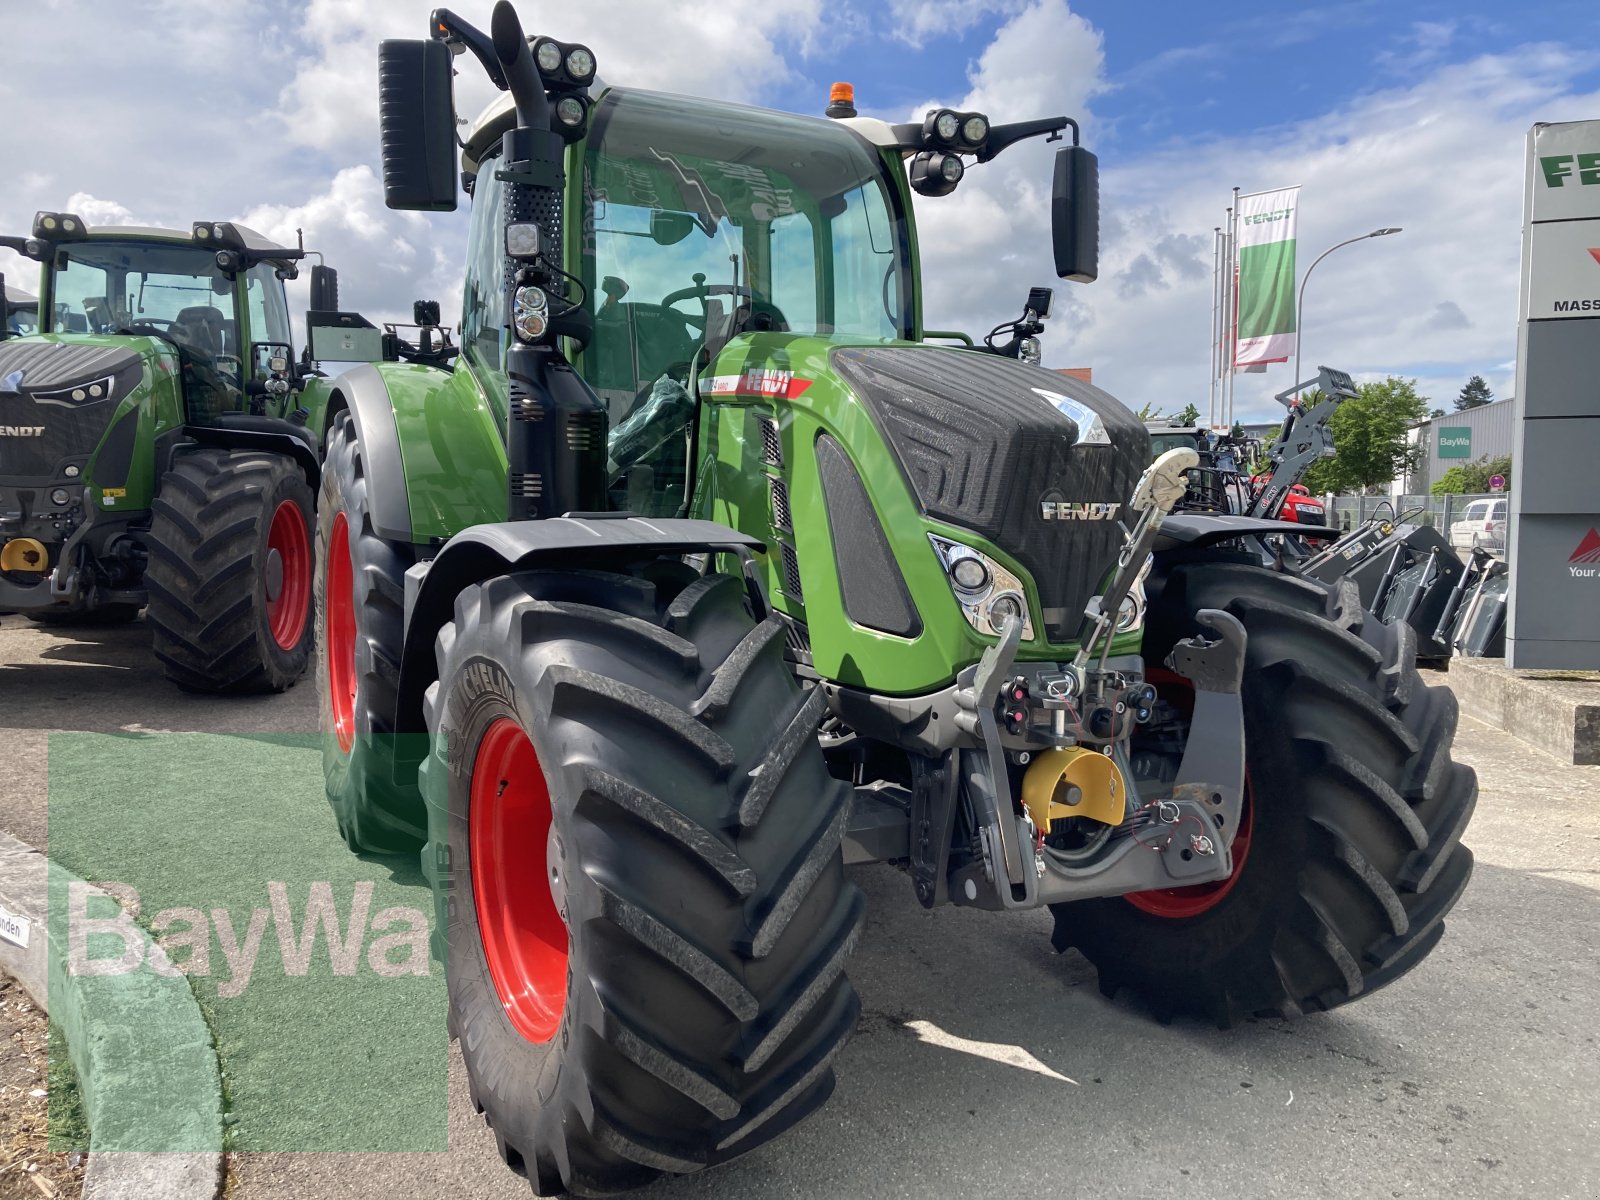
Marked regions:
[1455,375,1493,410]
[1229,422,1244,440]
[1175,402,1201,426]
[1135,402,1164,421]
[1430,408,1446,419]
[1302,376,1430,495]
[1430,454,1512,495]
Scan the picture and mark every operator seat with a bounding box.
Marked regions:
[171,306,226,360]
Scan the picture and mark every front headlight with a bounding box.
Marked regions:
[512,285,549,342]
[31,374,118,407]
[930,534,1035,641]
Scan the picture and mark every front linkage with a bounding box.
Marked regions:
[932,446,1249,910]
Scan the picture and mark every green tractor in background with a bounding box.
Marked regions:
[0,218,338,690]
[316,4,1476,1193]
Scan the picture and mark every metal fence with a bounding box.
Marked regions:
[1323,493,1509,558]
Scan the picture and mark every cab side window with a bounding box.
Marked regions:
[461,159,508,379]
[245,264,292,348]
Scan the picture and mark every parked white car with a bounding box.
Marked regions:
[1449,498,1507,552]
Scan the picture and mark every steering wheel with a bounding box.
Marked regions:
[118,318,175,336]
[661,281,755,330]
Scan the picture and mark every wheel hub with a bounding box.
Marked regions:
[263,498,310,651]
[264,549,284,602]
[470,718,570,1044]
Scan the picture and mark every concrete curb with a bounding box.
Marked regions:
[0,831,224,1200]
[1449,657,1600,765]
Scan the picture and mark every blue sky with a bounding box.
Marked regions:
[3,0,1598,422]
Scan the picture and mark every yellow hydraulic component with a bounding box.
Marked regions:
[1022,746,1128,831]
[0,538,48,573]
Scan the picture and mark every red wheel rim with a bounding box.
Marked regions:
[265,498,312,651]
[470,718,569,1044]
[1123,668,1255,919]
[326,512,357,754]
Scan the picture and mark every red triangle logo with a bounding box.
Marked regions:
[1571,527,1600,564]
[1590,248,1600,268]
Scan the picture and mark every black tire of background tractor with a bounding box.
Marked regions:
[423,568,862,1196]
[27,604,142,626]
[145,448,315,693]
[1052,559,1476,1027]
[316,409,422,854]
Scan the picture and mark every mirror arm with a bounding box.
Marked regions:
[430,8,509,90]
[976,116,1074,164]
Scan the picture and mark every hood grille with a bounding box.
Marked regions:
[830,346,1150,642]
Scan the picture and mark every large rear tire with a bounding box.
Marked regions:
[423,567,862,1196]
[316,409,422,853]
[145,447,314,693]
[1052,559,1476,1026]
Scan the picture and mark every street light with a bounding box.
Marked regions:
[1292,227,1403,397]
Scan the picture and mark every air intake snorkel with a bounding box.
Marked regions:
[481,1,608,519]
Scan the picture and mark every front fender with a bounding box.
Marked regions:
[1154,513,1339,553]
[393,516,764,737]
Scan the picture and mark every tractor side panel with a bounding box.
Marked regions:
[86,346,185,514]
[695,335,1017,695]
[379,360,508,543]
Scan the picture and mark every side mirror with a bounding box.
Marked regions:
[309,265,340,313]
[1051,145,1099,284]
[649,211,696,246]
[377,39,458,212]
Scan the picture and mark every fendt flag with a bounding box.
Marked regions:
[1234,186,1301,367]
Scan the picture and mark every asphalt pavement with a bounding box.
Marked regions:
[2,610,1597,1199]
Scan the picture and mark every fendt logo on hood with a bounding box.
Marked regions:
[0,425,46,437]
[1040,499,1120,522]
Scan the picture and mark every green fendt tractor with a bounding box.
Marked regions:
[317,4,1476,1192]
[0,217,335,690]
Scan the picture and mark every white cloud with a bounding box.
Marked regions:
[886,0,1024,47]
[273,0,833,162]
[911,32,1599,425]
[64,194,140,227]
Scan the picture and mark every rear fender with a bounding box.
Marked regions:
[182,417,320,489]
[393,516,764,738]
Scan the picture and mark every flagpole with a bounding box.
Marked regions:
[1208,226,1221,429]
[1227,187,1239,431]
[1218,208,1230,431]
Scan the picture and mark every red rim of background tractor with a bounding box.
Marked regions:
[326,512,357,754]
[1122,667,1255,919]
[469,718,570,1043]
[265,498,312,652]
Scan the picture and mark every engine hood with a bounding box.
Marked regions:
[0,335,152,483]
[830,345,1151,642]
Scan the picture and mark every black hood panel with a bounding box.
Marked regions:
[831,346,1150,642]
[0,339,144,482]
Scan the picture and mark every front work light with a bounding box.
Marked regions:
[564,45,595,84]
[506,222,543,260]
[33,211,87,239]
[910,151,964,197]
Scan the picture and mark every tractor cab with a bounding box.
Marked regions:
[6,216,307,427]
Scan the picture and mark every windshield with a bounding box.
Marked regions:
[45,239,242,417]
[580,88,912,413]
